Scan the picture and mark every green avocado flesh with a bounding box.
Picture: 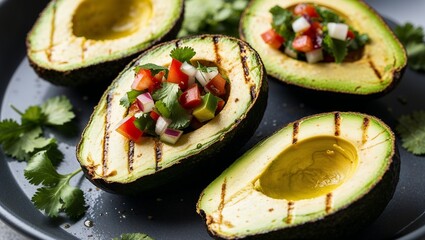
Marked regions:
[197,112,399,239]
[26,0,183,86]
[240,0,407,95]
[76,35,268,194]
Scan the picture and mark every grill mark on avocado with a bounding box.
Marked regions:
[128,141,135,172]
[362,117,370,144]
[238,42,250,83]
[218,177,227,225]
[334,112,341,136]
[102,92,113,176]
[81,38,86,62]
[325,193,333,213]
[213,36,221,64]
[368,59,382,81]
[154,140,163,171]
[175,39,183,48]
[46,0,57,62]
[250,85,257,100]
[286,201,295,224]
[292,122,300,144]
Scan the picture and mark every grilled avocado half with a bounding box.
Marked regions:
[77,35,268,194]
[240,0,407,96]
[198,112,400,239]
[27,0,184,86]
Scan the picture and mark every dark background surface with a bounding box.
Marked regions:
[0,0,424,239]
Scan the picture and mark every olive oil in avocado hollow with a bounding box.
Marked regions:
[257,136,358,201]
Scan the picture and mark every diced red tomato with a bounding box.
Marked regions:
[205,73,227,96]
[132,69,156,93]
[179,84,202,109]
[294,3,319,18]
[303,21,323,49]
[151,71,165,91]
[292,35,314,52]
[346,30,355,40]
[115,115,143,142]
[149,111,160,122]
[167,59,189,90]
[216,99,225,114]
[261,29,285,49]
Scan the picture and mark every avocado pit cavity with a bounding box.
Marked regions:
[72,0,153,40]
[258,136,358,200]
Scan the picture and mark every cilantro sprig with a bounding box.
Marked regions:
[394,23,425,72]
[24,151,85,219]
[269,6,294,44]
[0,96,74,161]
[0,96,86,219]
[396,111,425,155]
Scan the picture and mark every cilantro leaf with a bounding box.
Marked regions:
[0,119,33,143]
[120,90,143,108]
[2,127,50,160]
[396,111,425,155]
[394,23,425,71]
[168,104,191,129]
[155,100,171,118]
[323,34,347,63]
[25,151,85,219]
[113,233,154,240]
[21,106,46,125]
[152,83,180,108]
[134,63,168,77]
[196,62,218,73]
[178,0,248,37]
[134,112,156,136]
[170,47,196,63]
[41,96,75,126]
[269,6,294,42]
[316,6,342,23]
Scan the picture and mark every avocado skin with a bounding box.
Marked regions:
[26,1,185,87]
[78,35,269,195]
[239,0,407,97]
[199,145,400,240]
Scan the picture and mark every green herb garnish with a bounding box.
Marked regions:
[394,23,425,71]
[170,46,196,63]
[269,6,294,43]
[396,111,425,155]
[112,233,154,240]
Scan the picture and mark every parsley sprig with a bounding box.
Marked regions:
[0,96,86,219]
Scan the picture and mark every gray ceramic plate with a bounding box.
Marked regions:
[1,0,425,239]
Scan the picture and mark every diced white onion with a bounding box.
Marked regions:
[292,17,311,33]
[160,128,183,144]
[327,22,349,41]
[180,62,197,77]
[155,116,171,135]
[136,92,154,113]
[284,46,298,59]
[195,70,209,86]
[306,48,324,63]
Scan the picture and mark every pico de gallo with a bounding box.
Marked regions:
[115,47,228,144]
[261,3,369,63]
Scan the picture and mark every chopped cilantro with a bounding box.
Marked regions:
[269,6,294,43]
[120,90,143,108]
[134,63,169,77]
[113,233,154,240]
[170,47,196,63]
[395,23,425,71]
[196,62,218,73]
[25,151,85,219]
[316,6,342,24]
[134,112,156,136]
[323,34,347,63]
[396,111,425,155]
[152,83,191,129]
